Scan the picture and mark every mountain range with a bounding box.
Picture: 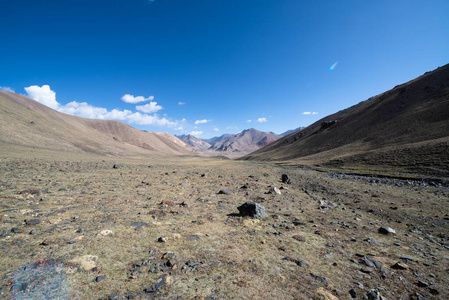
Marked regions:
[0,91,283,158]
[176,129,282,156]
[1,63,448,177]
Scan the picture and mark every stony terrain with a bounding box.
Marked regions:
[1,150,448,299]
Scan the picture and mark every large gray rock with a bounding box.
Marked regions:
[237,201,268,219]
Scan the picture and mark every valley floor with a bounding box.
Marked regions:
[0,151,448,299]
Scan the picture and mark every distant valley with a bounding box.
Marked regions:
[176,128,283,156]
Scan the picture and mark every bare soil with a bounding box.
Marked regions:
[1,150,448,299]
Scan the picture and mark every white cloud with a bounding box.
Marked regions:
[121,94,154,104]
[213,127,220,132]
[58,101,109,119]
[257,117,267,123]
[302,112,318,115]
[126,112,175,126]
[136,102,163,113]
[23,84,177,128]
[0,86,14,93]
[189,131,203,136]
[195,119,211,125]
[178,102,186,105]
[25,85,59,110]
[246,120,252,123]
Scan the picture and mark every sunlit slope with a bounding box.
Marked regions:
[0,91,192,156]
[242,64,449,175]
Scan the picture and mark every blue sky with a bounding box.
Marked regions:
[1,0,448,138]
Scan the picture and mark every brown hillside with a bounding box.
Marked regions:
[0,91,192,156]
[242,64,449,176]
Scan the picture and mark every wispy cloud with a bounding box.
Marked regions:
[213,127,220,132]
[246,119,252,123]
[194,119,211,125]
[25,85,59,109]
[136,102,163,113]
[302,112,318,115]
[178,102,186,105]
[0,86,14,93]
[121,94,154,104]
[189,131,203,136]
[256,117,267,123]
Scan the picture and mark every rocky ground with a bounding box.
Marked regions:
[0,153,448,299]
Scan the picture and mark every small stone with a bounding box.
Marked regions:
[218,189,232,195]
[380,266,390,276]
[378,227,396,235]
[25,219,42,225]
[76,228,86,233]
[310,273,329,285]
[268,186,281,195]
[96,275,106,282]
[11,227,23,233]
[429,288,439,295]
[363,257,382,268]
[363,238,380,245]
[360,267,373,274]
[112,164,119,169]
[41,239,54,246]
[108,294,119,300]
[415,280,429,288]
[365,289,381,300]
[162,252,176,260]
[281,174,291,184]
[400,255,414,261]
[0,230,11,238]
[349,289,357,298]
[292,235,306,242]
[158,236,166,243]
[131,222,149,228]
[391,262,408,270]
[29,229,38,235]
[98,230,113,237]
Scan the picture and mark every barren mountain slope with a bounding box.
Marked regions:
[0,91,192,156]
[176,134,211,150]
[210,128,281,154]
[242,64,449,176]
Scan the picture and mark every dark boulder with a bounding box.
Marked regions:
[237,201,268,219]
[281,174,291,184]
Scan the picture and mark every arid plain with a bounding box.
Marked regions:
[1,145,448,299]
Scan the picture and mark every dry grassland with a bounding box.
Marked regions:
[1,149,448,299]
